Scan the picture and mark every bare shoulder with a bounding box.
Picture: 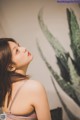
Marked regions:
[22,80,51,120]
[23,79,46,93]
[21,79,47,103]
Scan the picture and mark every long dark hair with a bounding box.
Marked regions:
[0,38,30,108]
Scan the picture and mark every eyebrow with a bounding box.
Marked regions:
[12,43,19,51]
[13,46,17,50]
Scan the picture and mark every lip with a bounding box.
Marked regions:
[28,51,31,56]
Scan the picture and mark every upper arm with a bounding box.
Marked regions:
[28,80,51,120]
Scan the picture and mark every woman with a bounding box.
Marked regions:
[0,38,51,120]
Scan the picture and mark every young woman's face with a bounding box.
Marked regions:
[8,41,33,70]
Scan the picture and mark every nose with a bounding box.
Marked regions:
[20,47,27,53]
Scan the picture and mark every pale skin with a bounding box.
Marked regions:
[2,41,51,120]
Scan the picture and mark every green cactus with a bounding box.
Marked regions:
[37,7,80,104]
[36,39,80,105]
[67,8,80,75]
[38,8,71,83]
[51,76,80,120]
[66,8,80,102]
[37,7,80,120]
[36,40,80,120]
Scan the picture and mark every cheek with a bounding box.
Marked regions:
[12,55,22,65]
[15,54,28,65]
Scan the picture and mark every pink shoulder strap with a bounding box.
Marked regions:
[8,80,26,113]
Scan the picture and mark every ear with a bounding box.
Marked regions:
[7,64,16,72]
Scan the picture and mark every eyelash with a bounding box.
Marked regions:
[16,44,20,54]
[16,49,19,54]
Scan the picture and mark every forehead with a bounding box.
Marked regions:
[8,41,17,51]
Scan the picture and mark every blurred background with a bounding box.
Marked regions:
[0,0,80,120]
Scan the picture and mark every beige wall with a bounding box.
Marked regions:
[0,0,80,119]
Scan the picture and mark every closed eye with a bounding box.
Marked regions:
[16,49,19,54]
[15,43,21,54]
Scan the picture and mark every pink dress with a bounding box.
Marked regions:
[3,81,38,120]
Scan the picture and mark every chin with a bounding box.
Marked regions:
[30,55,33,61]
[28,56,33,64]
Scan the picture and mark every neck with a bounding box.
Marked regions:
[15,66,28,75]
